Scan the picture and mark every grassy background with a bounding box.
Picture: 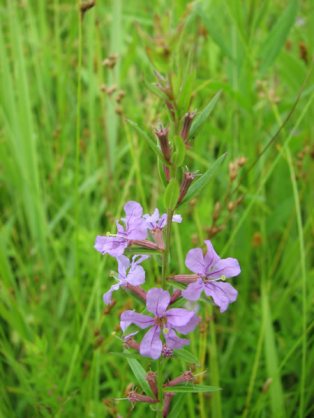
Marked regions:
[0,0,313,417]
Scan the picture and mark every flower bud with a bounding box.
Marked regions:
[146,371,158,399]
[125,284,147,302]
[161,345,174,358]
[177,172,195,206]
[181,112,196,142]
[127,390,158,404]
[170,274,198,284]
[170,289,182,304]
[155,127,171,163]
[164,371,194,387]
[163,392,175,417]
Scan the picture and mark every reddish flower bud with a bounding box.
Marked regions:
[164,371,194,387]
[170,289,182,304]
[163,392,175,417]
[151,228,165,250]
[125,284,147,302]
[170,274,198,284]
[127,390,158,404]
[129,239,163,251]
[124,337,139,351]
[177,172,196,206]
[181,112,196,142]
[155,127,171,163]
[146,371,158,399]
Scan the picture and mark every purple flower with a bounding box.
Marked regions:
[120,288,200,359]
[144,209,182,231]
[103,254,149,304]
[182,240,241,312]
[95,201,148,257]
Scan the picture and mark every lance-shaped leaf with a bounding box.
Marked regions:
[177,153,226,207]
[175,348,200,366]
[127,119,165,162]
[259,0,298,73]
[189,91,221,138]
[127,358,153,397]
[167,393,185,418]
[163,384,221,393]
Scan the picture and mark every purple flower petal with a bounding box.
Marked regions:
[166,308,194,328]
[94,235,127,257]
[144,210,182,230]
[204,281,238,313]
[120,310,154,332]
[172,214,182,223]
[159,214,168,229]
[123,201,148,241]
[146,288,170,316]
[164,329,189,349]
[117,255,130,278]
[185,248,206,275]
[103,283,121,305]
[144,208,160,229]
[203,240,220,268]
[132,254,150,265]
[124,201,143,219]
[140,325,163,359]
[175,313,200,334]
[116,221,125,234]
[126,264,146,286]
[209,258,241,279]
[182,278,204,301]
[127,219,148,240]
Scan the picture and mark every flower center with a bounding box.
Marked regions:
[154,316,167,328]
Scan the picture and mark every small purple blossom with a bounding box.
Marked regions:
[120,288,200,359]
[95,201,148,257]
[182,240,241,312]
[144,208,182,230]
[103,254,149,304]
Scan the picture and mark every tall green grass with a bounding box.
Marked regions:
[1,1,313,417]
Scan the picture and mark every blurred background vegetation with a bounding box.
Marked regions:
[0,0,313,417]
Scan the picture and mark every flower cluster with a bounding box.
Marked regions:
[95,201,240,359]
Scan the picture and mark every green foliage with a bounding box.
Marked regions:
[259,0,299,73]
[164,178,180,210]
[163,384,221,393]
[127,358,154,397]
[189,91,222,138]
[177,153,227,207]
[0,1,313,418]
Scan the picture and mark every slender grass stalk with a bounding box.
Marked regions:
[285,147,307,418]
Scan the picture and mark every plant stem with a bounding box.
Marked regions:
[161,209,174,286]
[157,209,174,417]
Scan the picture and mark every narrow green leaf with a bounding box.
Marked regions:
[127,358,153,396]
[172,136,186,167]
[127,119,164,161]
[189,91,221,138]
[157,157,168,187]
[163,384,221,393]
[175,348,200,366]
[177,153,226,207]
[259,0,298,73]
[196,5,235,60]
[167,393,185,418]
[164,178,180,210]
[109,352,142,360]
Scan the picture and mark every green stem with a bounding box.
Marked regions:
[161,209,174,286]
[157,208,174,417]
